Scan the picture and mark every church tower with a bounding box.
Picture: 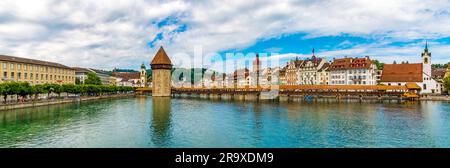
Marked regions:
[253,53,261,87]
[151,46,173,97]
[140,63,147,87]
[421,41,432,76]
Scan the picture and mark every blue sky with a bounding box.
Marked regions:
[0,0,450,71]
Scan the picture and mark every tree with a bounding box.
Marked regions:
[17,82,31,102]
[432,64,448,69]
[443,76,450,94]
[84,72,102,85]
[75,77,81,85]
[0,83,7,103]
[372,60,384,70]
[31,84,44,100]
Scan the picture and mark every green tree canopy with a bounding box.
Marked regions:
[443,76,450,93]
[84,72,102,85]
[372,60,384,70]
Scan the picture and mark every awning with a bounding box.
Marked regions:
[405,83,421,90]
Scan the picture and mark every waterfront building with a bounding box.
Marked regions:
[328,56,378,85]
[316,62,330,85]
[375,69,383,82]
[297,53,327,85]
[214,73,228,88]
[113,71,142,87]
[0,55,75,85]
[109,76,117,86]
[151,46,173,97]
[260,67,279,86]
[279,66,287,85]
[74,67,113,85]
[380,43,441,94]
[91,69,114,85]
[286,58,303,85]
[233,68,250,87]
[432,68,446,93]
[74,67,91,84]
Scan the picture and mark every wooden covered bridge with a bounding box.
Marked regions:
[136,84,420,101]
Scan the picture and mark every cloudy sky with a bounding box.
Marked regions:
[1,0,450,71]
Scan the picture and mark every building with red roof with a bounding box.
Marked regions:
[328,56,378,85]
[379,43,442,94]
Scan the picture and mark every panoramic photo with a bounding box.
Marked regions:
[0,0,450,166]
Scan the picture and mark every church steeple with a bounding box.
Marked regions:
[421,41,432,76]
[421,41,431,57]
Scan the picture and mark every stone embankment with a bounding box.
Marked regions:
[0,93,135,111]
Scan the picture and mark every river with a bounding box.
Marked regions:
[1,96,449,148]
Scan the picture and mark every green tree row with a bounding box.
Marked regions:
[0,82,135,103]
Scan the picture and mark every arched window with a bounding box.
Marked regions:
[424,58,429,64]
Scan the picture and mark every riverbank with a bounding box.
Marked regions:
[0,93,135,111]
[419,95,450,101]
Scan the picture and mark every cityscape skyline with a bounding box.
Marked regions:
[1,0,450,70]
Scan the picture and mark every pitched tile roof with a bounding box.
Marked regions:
[151,46,172,65]
[329,57,374,70]
[112,72,141,80]
[0,54,73,69]
[380,63,423,82]
[318,62,330,72]
[432,68,446,80]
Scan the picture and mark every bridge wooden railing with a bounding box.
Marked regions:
[137,85,415,97]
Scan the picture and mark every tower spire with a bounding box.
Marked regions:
[425,41,428,52]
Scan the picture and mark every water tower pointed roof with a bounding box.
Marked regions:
[151,46,173,70]
[151,46,172,65]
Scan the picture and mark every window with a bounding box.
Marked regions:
[24,73,28,79]
[2,63,6,69]
[10,63,14,69]
[3,72,6,78]
[30,73,33,79]
[41,74,43,80]
[423,84,427,90]
[24,65,27,70]
[46,74,48,80]
[18,73,21,79]
[18,64,21,70]
[10,72,14,78]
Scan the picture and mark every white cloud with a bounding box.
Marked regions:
[0,0,449,70]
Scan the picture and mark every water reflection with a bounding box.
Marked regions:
[150,97,172,147]
[0,97,449,148]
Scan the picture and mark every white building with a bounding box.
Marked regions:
[380,43,442,94]
[316,63,330,85]
[74,67,114,85]
[328,56,378,85]
[297,54,327,85]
